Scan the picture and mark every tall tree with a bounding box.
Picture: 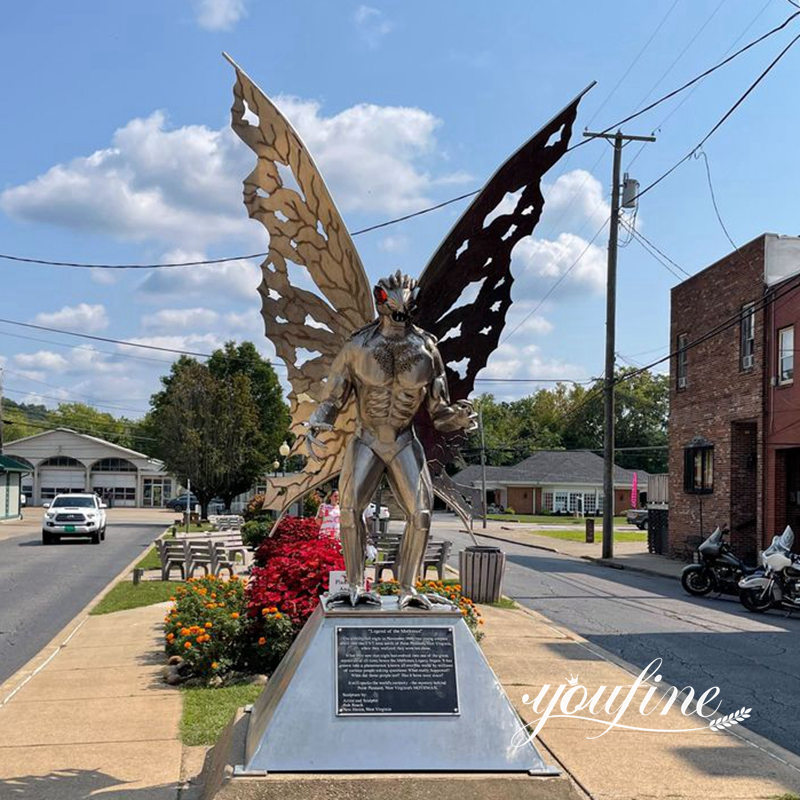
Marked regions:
[207,341,290,463]
[150,361,263,517]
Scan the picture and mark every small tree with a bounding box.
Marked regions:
[151,361,262,518]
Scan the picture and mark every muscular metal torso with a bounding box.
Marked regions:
[309,303,473,608]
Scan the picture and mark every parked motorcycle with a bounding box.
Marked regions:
[738,526,800,613]
[680,527,757,597]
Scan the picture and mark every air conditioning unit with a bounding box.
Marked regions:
[677,376,687,389]
[742,354,754,369]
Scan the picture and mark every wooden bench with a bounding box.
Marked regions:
[372,533,452,582]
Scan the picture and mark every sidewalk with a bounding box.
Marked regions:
[480,602,800,799]
[0,603,183,800]
[463,519,686,579]
[2,593,798,799]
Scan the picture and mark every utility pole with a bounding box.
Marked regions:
[479,406,487,529]
[583,129,655,559]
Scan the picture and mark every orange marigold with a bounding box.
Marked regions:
[258,637,266,645]
[230,612,239,619]
[184,641,192,649]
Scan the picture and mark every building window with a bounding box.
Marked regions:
[684,442,714,494]
[677,333,688,389]
[740,302,755,370]
[39,456,82,468]
[583,493,596,514]
[91,458,137,472]
[779,326,794,385]
[554,491,568,513]
[568,492,584,513]
[543,492,553,512]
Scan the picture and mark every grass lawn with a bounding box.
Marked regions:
[491,596,518,609]
[167,522,214,535]
[531,528,647,543]
[136,545,161,571]
[181,683,264,746]
[90,580,183,615]
[487,513,628,526]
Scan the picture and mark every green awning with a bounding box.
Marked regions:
[0,455,30,472]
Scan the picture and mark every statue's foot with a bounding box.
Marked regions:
[326,585,382,608]
[398,587,456,610]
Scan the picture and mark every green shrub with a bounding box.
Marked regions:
[165,576,247,680]
[505,507,515,515]
[241,519,272,549]
[163,575,295,684]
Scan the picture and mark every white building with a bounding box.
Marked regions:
[6,428,175,507]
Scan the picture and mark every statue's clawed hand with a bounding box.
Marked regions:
[303,421,333,461]
[453,399,478,432]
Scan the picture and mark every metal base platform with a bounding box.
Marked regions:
[239,596,551,774]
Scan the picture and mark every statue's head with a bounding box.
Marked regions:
[373,271,419,323]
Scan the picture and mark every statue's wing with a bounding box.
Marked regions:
[413,85,593,523]
[226,56,374,514]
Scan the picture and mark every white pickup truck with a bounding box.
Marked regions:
[42,493,108,545]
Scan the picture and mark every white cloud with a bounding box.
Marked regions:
[277,96,456,213]
[512,232,606,295]
[142,307,221,332]
[192,0,247,30]
[479,341,585,385]
[1,99,458,256]
[378,234,409,253]
[33,303,109,333]
[354,5,393,48]
[14,351,70,372]
[137,250,262,300]
[1,112,251,249]
[538,169,610,237]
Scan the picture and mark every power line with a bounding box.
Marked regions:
[694,149,738,251]
[500,216,610,345]
[1,11,796,274]
[634,29,800,203]
[616,268,800,386]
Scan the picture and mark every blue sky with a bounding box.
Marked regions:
[1,0,799,418]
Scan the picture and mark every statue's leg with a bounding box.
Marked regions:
[385,436,434,607]
[335,437,384,604]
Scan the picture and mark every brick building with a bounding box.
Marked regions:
[668,233,800,561]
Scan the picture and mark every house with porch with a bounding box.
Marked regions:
[453,450,647,516]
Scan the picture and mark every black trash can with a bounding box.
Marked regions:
[459,545,506,603]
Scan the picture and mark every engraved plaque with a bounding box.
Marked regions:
[336,626,458,716]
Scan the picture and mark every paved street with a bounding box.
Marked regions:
[436,516,800,757]
[0,517,165,686]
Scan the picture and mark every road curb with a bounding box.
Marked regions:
[465,528,684,580]
[0,524,171,706]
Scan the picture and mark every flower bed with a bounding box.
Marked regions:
[248,516,344,626]
[163,575,294,684]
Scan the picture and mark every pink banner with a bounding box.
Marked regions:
[631,472,638,509]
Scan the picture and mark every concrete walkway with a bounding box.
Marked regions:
[480,603,800,799]
[0,603,182,800]
[3,591,798,799]
[466,519,686,579]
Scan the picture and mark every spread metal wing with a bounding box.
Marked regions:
[226,55,374,515]
[413,86,593,526]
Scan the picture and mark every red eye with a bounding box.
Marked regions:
[375,287,388,304]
